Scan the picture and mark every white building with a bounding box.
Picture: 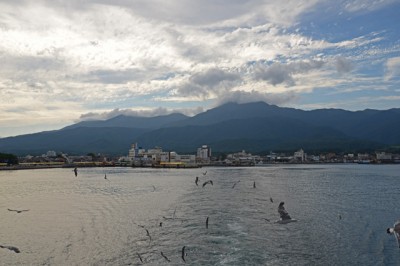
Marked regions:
[294,149,306,162]
[376,152,392,161]
[128,143,139,160]
[45,150,57,157]
[197,145,211,161]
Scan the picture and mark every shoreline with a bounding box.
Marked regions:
[1,161,399,171]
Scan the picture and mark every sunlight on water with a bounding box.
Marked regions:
[0,165,399,265]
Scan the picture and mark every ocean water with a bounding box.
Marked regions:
[0,164,399,265]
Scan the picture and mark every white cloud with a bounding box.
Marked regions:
[385,57,400,81]
[343,0,398,12]
[78,106,205,121]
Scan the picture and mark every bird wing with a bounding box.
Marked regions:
[161,252,171,262]
[181,246,186,262]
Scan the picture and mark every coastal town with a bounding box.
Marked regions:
[1,143,399,170]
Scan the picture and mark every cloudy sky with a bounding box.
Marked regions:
[0,0,399,137]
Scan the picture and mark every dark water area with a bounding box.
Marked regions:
[0,164,399,265]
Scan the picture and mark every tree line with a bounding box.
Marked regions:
[0,153,19,165]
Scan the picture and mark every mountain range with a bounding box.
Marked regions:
[0,102,399,156]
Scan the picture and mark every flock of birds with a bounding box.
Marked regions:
[1,167,288,263]
[0,168,400,263]
[129,169,288,264]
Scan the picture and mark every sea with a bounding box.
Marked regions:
[0,164,399,265]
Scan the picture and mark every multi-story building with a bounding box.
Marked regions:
[376,152,392,163]
[293,149,306,162]
[197,145,211,163]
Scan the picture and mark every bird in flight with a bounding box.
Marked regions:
[182,246,186,262]
[137,253,144,263]
[232,180,240,188]
[7,208,29,213]
[0,245,20,253]
[145,229,151,242]
[202,180,213,188]
[161,252,171,262]
[195,176,199,186]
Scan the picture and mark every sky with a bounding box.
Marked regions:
[0,0,399,137]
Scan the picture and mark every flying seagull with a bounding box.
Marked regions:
[206,216,209,229]
[181,246,186,262]
[202,180,213,188]
[0,245,20,253]
[386,220,400,248]
[253,181,256,188]
[270,197,274,203]
[7,208,29,213]
[145,229,151,242]
[232,180,240,189]
[161,252,171,262]
[195,176,199,186]
[202,171,207,175]
[73,167,78,177]
[137,253,144,263]
[152,185,156,192]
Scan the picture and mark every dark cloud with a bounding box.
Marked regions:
[335,56,354,74]
[0,54,64,72]
[216,90,298,106]
[254,63,295,86]
[254,60,325,86]
[85,69,140,84]
[177,68,241,98]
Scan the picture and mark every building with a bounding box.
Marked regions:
[46,150,57,157]
[197,145,211,163]
[225,150,256,166]
[376,152,392,163]
[128,143,139,160]
[127,144,198,167]
[293,149,306,162]
[160,152,196,164]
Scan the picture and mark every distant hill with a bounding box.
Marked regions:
[135,116,382,153]
[63,113,188,130]
[0,127,149,155]
[0,102,399,155]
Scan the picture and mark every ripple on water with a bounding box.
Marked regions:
[1,165,400,265]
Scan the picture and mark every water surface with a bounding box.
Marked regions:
[0,165,399,265]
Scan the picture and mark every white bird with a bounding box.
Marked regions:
[387,220,400,248]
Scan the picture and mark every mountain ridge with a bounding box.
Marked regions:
[0,102,399,155]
